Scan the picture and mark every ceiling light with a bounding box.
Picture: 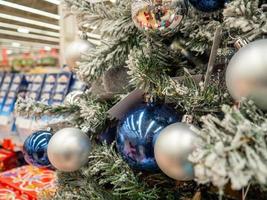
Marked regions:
[43,0,60,5]
[12,42,21,47]
[0,22,59,37]
[44,46,52,51]
[6,50,13,55]
[0,30,59,42]
[0,13,60,30]
[17,27,30,34]
[0,0,60,20]
[0,39,60,49]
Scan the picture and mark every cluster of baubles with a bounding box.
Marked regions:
[132,0,228,35]
[116,103,201,180]
[23,102,201,181]
[23,127,91,172]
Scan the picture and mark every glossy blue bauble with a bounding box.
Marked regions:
[116,103,180,171]
[23,130,52,167]
[188,0,227,12]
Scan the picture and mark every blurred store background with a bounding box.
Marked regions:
[0,1,92,198]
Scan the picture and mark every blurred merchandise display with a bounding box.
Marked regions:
[0,165,56,199]
[1,48,59,73]
[0,72,86,144]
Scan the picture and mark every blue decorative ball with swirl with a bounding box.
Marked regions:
[188,0,228,12]
[23,130,52,167]
[116,103,180,171]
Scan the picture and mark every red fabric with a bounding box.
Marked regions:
[2,139,15,151]
[0,182,30,199]
[0,148,17,171]
[0,165,56,200]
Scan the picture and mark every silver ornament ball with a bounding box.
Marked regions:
[65,39,95,70]
[132,0,187,36]
[47,127,91,172]
[64,91,83,105]
[154,122,200,181]
[226,39,267,110]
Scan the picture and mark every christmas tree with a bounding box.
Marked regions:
[16,0,267,199]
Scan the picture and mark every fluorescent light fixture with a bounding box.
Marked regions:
[0,29,59,42]
[0,39,60,49]
[0,0,60,20]
[6,50,13,55]
[43,0,60,5]
[0,13,60,30]
[44,46,52,51]
[12,42,21,47]
[0,22,59,37]
[17,27,30,34]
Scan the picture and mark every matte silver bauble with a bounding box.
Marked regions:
[64,91,83,105]
[47,127,91,172]
[65,39,94,70]
[226,39,267,110]
[154,122,200,181]
[132,0,187,36]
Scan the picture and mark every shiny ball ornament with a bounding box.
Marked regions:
[65,39,95,70]
[188,0,227,12]
[154,122,199,181]
[23,130,52,167]
[116,103,180,171]
[132,0,187,36]
[47,127,91,172]
[226,39,267,110]
[64,91,83,105]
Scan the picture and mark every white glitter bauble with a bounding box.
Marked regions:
[132,0,187,36]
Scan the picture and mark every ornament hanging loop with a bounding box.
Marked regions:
[182,114,193,124]
[79,31,87,40]
[234,37,249,50]
[144,93,160,105]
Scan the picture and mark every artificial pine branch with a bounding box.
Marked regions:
[15,0,267,199]
[55,144,168,200]
[223,0,267,40]
[190,100,267,191]
[78,93,109,135]
[15,94,109,138]
[179,7,222,54]
[15,97,78,118]
[65,0,142,83]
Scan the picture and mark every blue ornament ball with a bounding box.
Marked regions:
[23,130,52,167]
[116,103,180,171]
[188,0,227,12]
